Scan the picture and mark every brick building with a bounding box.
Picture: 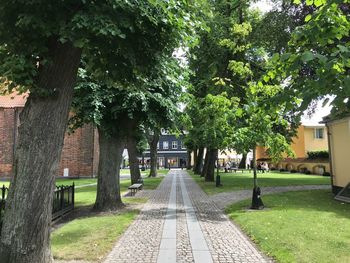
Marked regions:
[0,93,98,178]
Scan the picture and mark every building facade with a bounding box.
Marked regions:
[0,93,98,178]
[256,124,330,175]
[324,114,350,194]
[143,134,188,168]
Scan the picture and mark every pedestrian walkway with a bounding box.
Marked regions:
[104,170,270,263]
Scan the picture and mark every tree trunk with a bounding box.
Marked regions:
[0,41,81,263]
[238,153,247,169]
[148,132,159,177]
[205,149,217,182]
[186,150,192,169]
[192,147,198,170]
[201,149,210,177]
[127,136,141,184]
[94,128,125,211]
[194,147,204,175]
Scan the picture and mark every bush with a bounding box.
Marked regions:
[290,170,297,173]
[304,170,311,175]
[270,167,276,171]
[323,172,331,177]
[307,151,329,160]
[279,168,286,172]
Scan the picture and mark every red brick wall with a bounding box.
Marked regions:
[0,108,16,177]
[0,107,96,178]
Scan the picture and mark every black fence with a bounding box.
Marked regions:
[52,184,75,220]
[0,183,74,231]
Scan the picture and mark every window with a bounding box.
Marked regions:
[163,141,169,149]
[314,128,324,139]
[172,141,178,149]
[157,142,159,149]
[181,141,186,149]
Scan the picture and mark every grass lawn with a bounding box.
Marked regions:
[120,168,169,176]
[52,210,138,262]
[75,176,164,207]
[190,170,330,195]
[226,190,350,263]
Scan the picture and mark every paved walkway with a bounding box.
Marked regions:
[210,185,331,210]
[104,170,270,263]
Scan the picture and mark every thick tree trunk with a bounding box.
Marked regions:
[194,147,204,175]
[238,153,247,169]
[186,150,192,169]
[148,132,159,177]
[94,128,125,211]
[127,136,141,184]
[192,147,198,170]
[201,149,210,177]
[253,148,257,188]
[205,149,217,182]
[0,41,81,263]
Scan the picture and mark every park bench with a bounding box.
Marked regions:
[128,183,143,196]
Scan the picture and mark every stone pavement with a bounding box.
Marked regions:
[104,170,271,263]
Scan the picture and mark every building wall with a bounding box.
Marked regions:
[0,107,95,178]
[304,127,328,153]
[271,160,330,175]
[0,108,16,176]
[328,117,350,188]
[290,126,306,158]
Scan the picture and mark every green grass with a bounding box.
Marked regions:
[120,168,169,176]
[190,170,330,195]
[226,190,350,263]
[51,211,138,262]
[75,176,164,207]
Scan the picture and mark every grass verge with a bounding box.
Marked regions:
[52,210,138,262]
[190,170,330,195]
[226,190,350,263]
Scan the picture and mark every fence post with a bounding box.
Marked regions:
[1,185,5,200]
[60,186,64,210]
[72,183,75,209]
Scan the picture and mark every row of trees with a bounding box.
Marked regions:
[0,1,206,262]
[183,0,349,207]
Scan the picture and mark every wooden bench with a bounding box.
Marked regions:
[128,183,143,196]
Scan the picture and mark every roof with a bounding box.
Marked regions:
[322,111,350,124]
[0,92,28,108]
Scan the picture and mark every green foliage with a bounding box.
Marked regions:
[269,0,350,113]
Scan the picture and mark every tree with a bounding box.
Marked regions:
[0,1,194,261]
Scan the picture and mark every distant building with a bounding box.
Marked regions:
[0,93,98,178]
[323,113,350,194]
[256,124,330,175]
[143,133,188,169]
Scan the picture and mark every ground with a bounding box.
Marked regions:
[190,170,330,195]
[226,190,350,263]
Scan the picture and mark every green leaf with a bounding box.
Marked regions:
[301,51,314,62]
[305,14,312,22]
[306,0,313,5]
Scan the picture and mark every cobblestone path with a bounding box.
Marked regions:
[104,170,270,263]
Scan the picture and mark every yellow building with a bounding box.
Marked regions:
[324,113,350,194]
[256,124,330,175]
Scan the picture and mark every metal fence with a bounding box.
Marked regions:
[0,183,74,231]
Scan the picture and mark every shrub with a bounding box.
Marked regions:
[304,170,311,175]
[279,168,286,172]
[270,167,276,171]
[290,170,297,173]
[323,172,331,177]
[307,151,329,159]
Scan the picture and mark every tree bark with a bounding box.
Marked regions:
[0,41,81,263]
[186,150,192,169]
[253,147,257,188]
[94,128,125,211]
[127,135,141,184]
[238,153,247,169]
[201,149,209,177]
[194,147,204,175]
[192,147,198,170]
[205,149,217,182]
[148,132,159,177]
